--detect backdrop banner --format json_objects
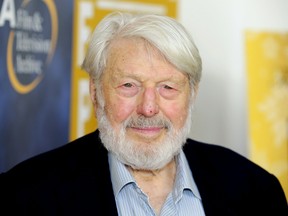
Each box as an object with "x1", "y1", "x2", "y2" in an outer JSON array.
[{"x1": 0, "y1": 0, "x2": 73, "y2": 172}]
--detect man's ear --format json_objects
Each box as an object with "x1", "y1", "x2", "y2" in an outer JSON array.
[
  {"x1": 192, "y1": 84, "x2": 200, "y2": 102},
  {"x1": 89, "y1": 77, "x2": 98, "y2": 116}
]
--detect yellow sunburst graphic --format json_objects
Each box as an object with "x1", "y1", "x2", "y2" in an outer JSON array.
[{"x1": 246, "y1": 31, "x2": 288, "y2": 199}]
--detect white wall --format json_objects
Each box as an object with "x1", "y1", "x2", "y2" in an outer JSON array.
[{"x1": 179, "y1": 0, "x2": 288, "y2": 157}]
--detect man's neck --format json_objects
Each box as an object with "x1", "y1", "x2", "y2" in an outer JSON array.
[{"x1": 127, "y1": 159, "x2": 176, "y2": 215}]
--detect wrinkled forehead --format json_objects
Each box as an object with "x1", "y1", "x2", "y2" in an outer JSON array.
[{"x1": 109, "y1": 37, "x2": 166, "y2": 59}]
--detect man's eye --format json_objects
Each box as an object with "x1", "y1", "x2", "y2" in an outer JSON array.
[
  {"x1": 159, "y1": 84, "x2": 179, "y2": 99},
  {"x1": 123, "y1": 83, "x2": 133, "y2": 88},
  {"x1": 117, "y1": 82, "x2": 139, "y2": 97},
  {"x1": 163, "y1": 85, "x2": 173, "y2": 90}
]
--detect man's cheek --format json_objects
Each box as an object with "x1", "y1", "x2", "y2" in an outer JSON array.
[
  {"x1": 163, "y1": 104, "x2": 188, "y2": 126},
  {"x1": 110, "y1": 99, "x2": 136, "y2": 123}
]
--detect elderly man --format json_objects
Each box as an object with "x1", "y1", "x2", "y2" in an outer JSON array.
[{"x1": 0, "y1": 12, "x2": 287, "y2": 216}]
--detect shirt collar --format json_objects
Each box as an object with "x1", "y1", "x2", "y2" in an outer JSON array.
[
  {"x1": 108, "y1": 152, "x2": 135, "y2": 197},
  {"x1": 174, "y1": 150, "x2": 202, "y2": 200},
  {"x1": 108, "y1": 150, "x2": 201, "y2": 200}
]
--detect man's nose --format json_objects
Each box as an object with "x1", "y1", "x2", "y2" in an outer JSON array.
[{"x1": 137, "y1": 87, "x2": 159, "y2": 117}]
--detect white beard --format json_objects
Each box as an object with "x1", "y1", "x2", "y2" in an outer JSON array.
[{"x1": 96, "y1": 103, "x2": 193, "y2": 170}]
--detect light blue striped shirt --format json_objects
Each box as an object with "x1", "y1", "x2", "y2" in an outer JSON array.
[{"x1": 108, "y1": 150, "x2": 206, "y2": 216}]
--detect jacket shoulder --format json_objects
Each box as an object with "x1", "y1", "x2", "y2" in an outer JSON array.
[
  {"x1": 183, "y1": 139, "x2": 288, "y2": 215},
  {"x1": 184, "y1": 138, "x2": 264, "y2": 173},
  {"x1": 0, "y1": 130, "x2": 104, "y2": 181},
  {"x1": 0, "y1": 130, "x2": 117, "y2": 215}
]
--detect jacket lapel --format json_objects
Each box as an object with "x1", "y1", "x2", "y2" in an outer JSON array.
[
  {"x1": 183, "y1": 140, "x2": 237, "y2": 216},
  {"x1": 83, "y1": 130, "x2": 118, "y2": 215}
]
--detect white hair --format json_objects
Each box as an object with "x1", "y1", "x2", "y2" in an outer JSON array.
[{"x1": 82, "y1": 11, "x2": 202, "y2": 91}]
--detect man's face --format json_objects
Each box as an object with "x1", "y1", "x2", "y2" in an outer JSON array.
[{"x1": 93, "y1": 38, "x2": 193, "y2": 169}]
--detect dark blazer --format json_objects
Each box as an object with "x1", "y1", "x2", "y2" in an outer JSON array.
[{"x1": 0, "y1": 130, "x2": 287, "y2": 215}]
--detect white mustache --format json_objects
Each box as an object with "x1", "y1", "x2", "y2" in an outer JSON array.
[{"x1": 125, "y1": 115, "x2": 171, "y2": 129}]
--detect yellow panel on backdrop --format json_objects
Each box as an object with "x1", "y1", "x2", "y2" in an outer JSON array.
[
  {"x1": 70, "y1": 0, "x2": 177, "y2": 140},
  {"x1": 246, "y1": 31, "x2": 288, "y2": 198}
]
